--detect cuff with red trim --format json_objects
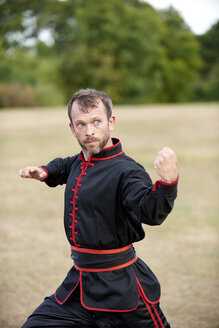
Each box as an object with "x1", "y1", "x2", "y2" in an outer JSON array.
[{"x1": 152, "y1": 175, "x2": 179, "y2": 192}]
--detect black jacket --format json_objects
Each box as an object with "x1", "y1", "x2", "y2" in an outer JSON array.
[{"x1": 41, "y1": 138, "x2": 178, "y2": 311}]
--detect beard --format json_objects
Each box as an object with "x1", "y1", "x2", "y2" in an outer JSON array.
[{"x1": 78, "y1": 133, "x2": 110, "y2": 156}]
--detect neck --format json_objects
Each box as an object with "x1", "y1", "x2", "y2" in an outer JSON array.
[{"x1": 82, "y1": 151, "x2": 92, "y2": 161}]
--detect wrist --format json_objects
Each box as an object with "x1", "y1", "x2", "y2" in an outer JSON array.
[
  {"x1": 161, "y1": 175, "x2": 179, "y2": 184},
  {"x1": 38, "y1": 166, "x2": 49, "y2": 181}
]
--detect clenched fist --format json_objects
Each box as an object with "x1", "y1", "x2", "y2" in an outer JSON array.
[
  {"x1": 154, "y1": 147, "x2": 178, "y2": 183},
  {"x1": 19, "y1": 166, "x2": 47, "y2": 181}
]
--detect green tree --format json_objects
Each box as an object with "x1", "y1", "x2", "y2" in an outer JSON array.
[
  {"x1": 59, "y1": 0, "x2": 166, "y2": 103},
  {"x1": 0, "y1": 0, "x2": 65, "y2": 106},
  {"x1": 59, "y1": 2, "x2": 202, "y2": 103},
  {"x1": 196, "y1": 21, "x2": 219, "y2": 100},
  {"x1": 0, "y1": 0, "x2": 203, "y2": 105},
  {"x1": 198, "y1": 21, "x2": 219, "y2": 75},
  {"x1": 155, "y1": 7, "x2": 203, "y2": 102}
]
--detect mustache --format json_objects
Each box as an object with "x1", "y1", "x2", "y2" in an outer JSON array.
[{"x1": 84, "y1": 137, "x2": 99, "y2": 143}]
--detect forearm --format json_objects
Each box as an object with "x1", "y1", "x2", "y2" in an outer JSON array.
[
  {"x1": 19, "y1": 156, "x2": 75, "y2": 187},
  {"x1": 140, "y1": 176, "x2": 178, "y2": 225},
  {"x1": 41, "y1": 156, "x2": 75, "y2": 187}
]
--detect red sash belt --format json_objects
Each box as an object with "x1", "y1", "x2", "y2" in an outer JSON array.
[{"x1": 71, "y1": 244, "x2": 137, "y2": 272}]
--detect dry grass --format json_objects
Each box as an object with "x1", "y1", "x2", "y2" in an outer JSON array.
[{"x1": 0, "y1": 103, "x2": 218, "y2": 328}]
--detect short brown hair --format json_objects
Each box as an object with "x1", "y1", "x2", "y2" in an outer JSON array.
[{"x1": 68, "y1": 89, "x2": 113, "y2": 123}]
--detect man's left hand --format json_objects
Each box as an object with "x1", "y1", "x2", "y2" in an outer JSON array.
[{"x1": 154, "y1": 147, "x2": 178, "y2": 183}]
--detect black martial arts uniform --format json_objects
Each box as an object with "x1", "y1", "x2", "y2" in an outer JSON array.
[{"x1": 22, "y1": 138, "x2": 178, "y2": 328}]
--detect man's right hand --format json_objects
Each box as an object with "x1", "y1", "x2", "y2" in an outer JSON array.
[{"x1": 19, "y1": 166, "x2": 47, "y2": 181}]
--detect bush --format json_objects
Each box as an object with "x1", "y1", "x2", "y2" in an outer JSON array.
[{"x1": 0, "y1": 83, "x2": 34, "y2": 107}]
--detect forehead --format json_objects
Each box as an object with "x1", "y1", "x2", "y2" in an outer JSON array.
[{"x1": 71, "y1": 100, "x2": 107, "y2": 121}]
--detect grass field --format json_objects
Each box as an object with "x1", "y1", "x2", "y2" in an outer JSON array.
[{"x1": 0, "y1": 103, "x2": 218, "y2": 328}]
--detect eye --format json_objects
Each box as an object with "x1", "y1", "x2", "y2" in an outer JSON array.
[
  {"x1": 77, "y1": 123, "x2": 84, "y2": 128},
  {"x1": 94, "y1": 120, "x2": 101, "y2": 125}
]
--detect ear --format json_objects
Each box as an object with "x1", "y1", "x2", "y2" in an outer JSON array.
[
  {"x1": 109, "y1": 115, "x2": 116, "y2": 133},
  {"x1": 69, "y1": 123, "x2": 76, "y2": 137}
]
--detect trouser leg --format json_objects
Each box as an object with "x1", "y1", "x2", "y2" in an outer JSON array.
[
  {"x1": 21, "y1": 287, "x2": 93, "y2": 328},
  {"x1": 22, "y1": 295, "x2": 170, "y2": 328},
  {"x1": 21, "y1": 286, "x2": 170, "y2": 328},
  {"x1": 93, "y1": 297, "x2": 170, "y2": 328}
]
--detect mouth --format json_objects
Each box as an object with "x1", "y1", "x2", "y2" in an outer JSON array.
[
  {"x1": 85, "y1": 139, "x2": 98, "y2": 144},
  {"x1": 85, "y1": 139, "x2": 98, "y2": 143}
]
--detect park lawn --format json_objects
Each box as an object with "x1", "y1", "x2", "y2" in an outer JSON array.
[{"x1": 0, "y1": 103, "x2": 218, "y2": 328}]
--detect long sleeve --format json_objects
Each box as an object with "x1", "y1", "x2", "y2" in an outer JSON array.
[
  {"x1": 121, "y1": 167, "x2": 178, "y2": 226},
  {"x1": 41, "y1": 155, "x2": 78, "y2": 187}
]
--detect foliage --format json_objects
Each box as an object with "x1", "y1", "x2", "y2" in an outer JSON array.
[
  {"x1": 0, "y1": 0, "x2": 217, "y2": 106},
  {"x1": 198, "y1": 21, "x2": 219, "y2": 75},
  {"x1": 58, "y1": 1, "x2": 202, "y2": 103},
  {"x1": 59, "y1": 0, "x2": 164, "y2": 102},
  {"x1": 195, "y1": 21, "x2": 219, "y2": 101},
  {"x1": 156, "y1": 7, "x2": 203, "y2": 102}
]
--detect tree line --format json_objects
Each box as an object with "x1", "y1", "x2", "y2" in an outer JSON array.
[{"x1": 0, "y1": 0, "x2": 218, "y2": 107}]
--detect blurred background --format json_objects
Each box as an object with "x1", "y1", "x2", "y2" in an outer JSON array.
[
  {"x1": 0, "y1": 1, "x2": 219, "y2": 327},
  {"x1": 0, "y1": 0, "x2": 218, "y2": 108}
]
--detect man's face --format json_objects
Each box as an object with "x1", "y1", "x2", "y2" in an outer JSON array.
[{"x1": 69, "y1": 100, "x2": 115, "y2": 158}]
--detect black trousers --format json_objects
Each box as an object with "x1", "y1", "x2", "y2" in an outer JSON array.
[{"x1": 22, "y1": 285, "x2": 170, "y2": 328}]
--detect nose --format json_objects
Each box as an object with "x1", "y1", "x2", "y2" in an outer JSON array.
[{"x1": 85, "y1": 124, "x2": 94, "y2": 136}]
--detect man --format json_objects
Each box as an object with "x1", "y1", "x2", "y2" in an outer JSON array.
[{"x1": 19, "y1": 89, "x2": 178, "y2": 328}]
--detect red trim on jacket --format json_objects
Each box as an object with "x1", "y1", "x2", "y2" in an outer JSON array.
[
  {"x1": 79, "y1": 271, "x2": 140, "y2": 312},
  {"x1": 54, "y1": 278, "x2": 80, "y2": 305},
  {"x1": 69, "y1": 159, "x2": 94, "y2": 247},
  {"x1": 77, "y1": 138, "x2": 122, "y2": 162},
  {"x1": 153, "y1": 175, "x2": 179, "y2": 191},
  {"x1": 71, "y1": 244, "x2": 132, "y2": 254},
  {"x1": 134, "y1": 274, "x2": 160, "y2": 305},
  {"x1": 74, "y1": 256, "x2": 137, "y2": 272},
  {"x1": 91, "y1": 151, "x2": 124, "y2": 161},
  {"x1": 99, "y1": 138, "x2": 120, "y2": 152}
]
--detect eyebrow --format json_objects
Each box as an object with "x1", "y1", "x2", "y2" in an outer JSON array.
[{"x1": 74, "y1": 117, "x2": 102, "y2": 124}]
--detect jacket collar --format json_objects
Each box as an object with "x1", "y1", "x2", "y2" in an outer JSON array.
[{"x1": 79, "y1": 138, "x2": 123, "y2": 162}]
